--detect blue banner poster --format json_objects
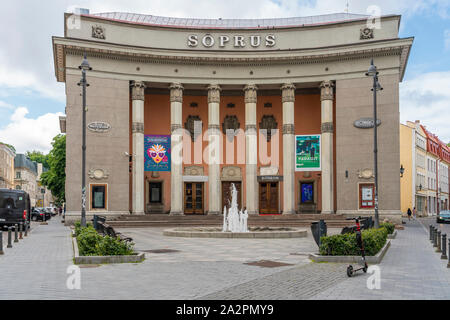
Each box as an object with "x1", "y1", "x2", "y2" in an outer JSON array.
[{"x1": 145, "y1": 135, "x2": 171, "y2": 172}]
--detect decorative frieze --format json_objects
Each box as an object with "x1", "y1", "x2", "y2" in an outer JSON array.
[
  {"x1": 281, "y1": 83, "x2": 296, "y2": 103},
  {"x1": 282, "y1": 124, "x2": 295, "y2": 135},
  {"x1": 184, "y1": 115, "x2": 202, "y2": 141},
  {"x1": 184, "y1": 166, "x2": 204, "y2": 176},
  {"x1": 320, "y1": 81, "x2": 334, "y2": 101},
  {"x1": 259, "y1": 115, "x2": 278, "y2": 142},
  {"x1": 130, "y1": 81, "x2": 146, "y2": 101},
  {"x1": 132, "y1": 122, "x2": 144, "y2": 134},
  {"x1": 222, "y1": 115, "x2": 240, "y2": 141},
  {"x1": 243, "y1": 84, "x2": 258, "y2": 104},
  {"x1": 358, "y1": 168, "x2": 375, "y2": 179},
  {"x1": 89, "y1": 168, "x2": 109, "y2": 180},
  {"x1": 207, "y1": 84, "x2": 221, "y2": 104},
  {"x1": 222, "y1": 166, "x2": 242, "y2": 180},
  {"x1": 321, "y1": 122, "x2": 334, "y2": 133},
  {"x1": 169, "y1": 83, "x2": 184, "y2": 103}
]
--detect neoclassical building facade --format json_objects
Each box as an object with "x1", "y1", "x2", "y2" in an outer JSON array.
[{"x1": 53, "y1": 11, "x2": 413, "y2": 222}]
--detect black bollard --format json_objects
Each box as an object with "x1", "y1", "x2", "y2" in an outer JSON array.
[
  {"x1": 448, "y1": 239, "x2": 450, "y2": 268},
  {"x1": 433, "y1": 228, "x2": 438, "y2": 247},
  {"x1": 0, "y1": 231, "x2": 3, "y2": 254},
  {"x1": 19, "y1": 223, "x2": 23, "y2": 240},
  {"x1": 24, "y1": 222, "x2": 28, "y2": 237},
  {"x1": 431, "y1": 226, "x2": 436, "y2": 243},
  {"x1": 14, "y1": 224, "x2": 18, "y2": 243},
  {"x1": 441, "y1": 234, "x2": 448, "y2": 260},
  {"x1": 429, "y1": 225, "x2": 433, "y2": 241},
  {"x1": 7, "y1": 227, "x2": 12, "y2": 248},
  {"x1": 436, "y1": 231, "x2": 442, "y2": 253}
]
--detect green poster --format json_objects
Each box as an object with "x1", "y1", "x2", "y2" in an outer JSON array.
[{"x1": 295, "y1": 135, "x2": 321, "y2": 171}]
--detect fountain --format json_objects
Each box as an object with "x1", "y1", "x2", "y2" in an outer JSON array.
[
  {"x1": 222, "y1": 183, "x2": 248, "y2": 233},
  {"x1": 163, "y1": 183, "x2": 307, "y2": 238}
]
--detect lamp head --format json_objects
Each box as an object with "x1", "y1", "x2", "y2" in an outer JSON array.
[
  {"x1": 79, "y1": 53, "x2": 91, "y2": 71},
  {"x1": 365, "y1": 58, "x2": 378, "y2": 77}
]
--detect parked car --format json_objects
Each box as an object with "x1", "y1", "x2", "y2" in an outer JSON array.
[
  {"x1": 0, "y1": 189, "x2": 31, "y2": 229},
  {"x1": 32, "y1": 207, "x2": 51, "y2": 221},
  {"x1": 437, "y1": 210, "x2": 450, "y2": 224},
  {"x1": 45, "y1": 207, "x2": 57, "y2": 216}
]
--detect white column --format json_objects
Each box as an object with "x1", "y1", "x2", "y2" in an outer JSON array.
[
  {"x1": 320, "y1": 81, "x2": 334, "y2": 214},
  {"x1": 169, "y1": 83, "x2": 184, "y2": 215},
  {"x1": 281, "y1": 83, "x2": 296, "y2": 214},
  {"x1": 244, "y1": 84, "x2": 258, "y2": 215},
  {"x1": 130, "y1": 81, "x2": 146, "y2": 215},
  {"x1": 207, "y1": 84, "x2": 222, "y2": 215}
]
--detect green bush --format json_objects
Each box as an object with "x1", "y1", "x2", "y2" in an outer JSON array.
[
  {"x1": 76, "y1": 225, "x2": 135, "y2": 256},
  {"x1": 74, "y1": 221, "x2": 92, "y2": 237},
  {"x1": 380, "y1": 222, "x2": 395, "y2": 235},
  {"x1": 319, "y1": 227, "x2": 388, "y2": 256}
]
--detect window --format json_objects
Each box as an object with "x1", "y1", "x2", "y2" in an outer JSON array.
[
  {"x1": 149, "y1": 182, "x2": 162, "y2": 203},
  {"x1": 16, "y1": 171, "x2": 21, "y2": 179},
  {"x1": 300, "y1": 182, "x2": 314, "y2": 204},
  {"x1": 359, "y1": 183, "x2": 375, "y2": 209},
  {"x1": 90, "y1": 184, "x2": 107, "y2": 210}
]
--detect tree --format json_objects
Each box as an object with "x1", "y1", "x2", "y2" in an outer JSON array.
[
  {"x1": 40, "y1": 135, "x2": 66, "y2": 205},
  {"x1": 26, "y1": 150, "x2": 49, "y2": 169}
]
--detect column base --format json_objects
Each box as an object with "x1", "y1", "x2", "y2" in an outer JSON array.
[
  {"x1": 208, "y1": 211, "x2": 220, "y2": 215},
  {"x1": 132, "y1": 211, "x2": 145, "y2": 215},
  {"x1": 282, "y1": 211, "x2": 296, "y2": 215},
  {"x1": 320, "y1": 210, "x2": 334, "y2": 214},
  {"x1": 248, "y1": 211, "x2": 258, "y2": 215},
  {"x1": 169, "y1": 211, "x2": 184, "y2": 216}
]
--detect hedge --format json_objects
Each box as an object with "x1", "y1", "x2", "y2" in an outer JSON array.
[
  {"x1": 319, "y1": 227, "x2": 388, "y2": 256},
  {"x1": 76, "y1": 225, "x2": 135, "y2": 256},
  {"x1": 380, "y1": 222, "x2": 395, "y2": 235}
]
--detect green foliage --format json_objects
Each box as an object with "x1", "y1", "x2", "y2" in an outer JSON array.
[
  {"x1": 1, "y1": 142, "x2": 15, "y2": 153},
  {"x1": 319, "y1": 227, "x2": 388, "y2": 256},
  {"x1": 380, "y1": 222, "x2": 395, "y2": 235},
  {"x1": 26, "y1": 150, "x2": 49, "y2": 169},
  {"x1": 40, "y1": 135, "x2": 66, "y2": 205},
  {"x1": 76, "y1": 224, "x2": 135, "y2": 256}
]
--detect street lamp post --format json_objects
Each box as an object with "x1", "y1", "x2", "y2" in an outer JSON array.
[
  {"x1": 78, "y1": 53, "x2": 92, "y2": 227},
  {"x1": 366, "y1": 59, "x2": 383, "y2": 229}
]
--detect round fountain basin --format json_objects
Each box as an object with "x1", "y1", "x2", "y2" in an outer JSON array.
[{"x1": 163, "y1": 227, "x2": 307, "y2": 238}]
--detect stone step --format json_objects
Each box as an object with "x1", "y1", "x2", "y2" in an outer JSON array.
[{"x1": 111, "y1": 214, "x2": 347, "y2": 221}]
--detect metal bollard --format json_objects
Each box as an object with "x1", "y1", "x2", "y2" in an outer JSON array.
[
  {"x1": 431, "y1": 226, "x2": 436, "y2": 243},
  {"x1": 448, "y1": 239, "x2": 450, "y2": 268},
  {"x1": 7, "y1": 227, "x2": 12, "y2": 248},
  {"x1": 433, "y1": 228, "x2": 438, "y2": 247},
  {"x1": 19, "y1": 223, "x2": 23, "y2": 240},
  {"x1": 429, "y1": 225, "x2": 433, "y2": 241},
  {"x1": 441, "y1": 234, "x2": 448, "y2": 260},
  {"x1": 436, "y1": 231, "x2": 442, "y2": 252},
  {"x1": 14, "y1": 224, "x2": 18, "y2": 243},
  {"x1": 0, "y1": 231, "x2": 3, "y2": 254}
]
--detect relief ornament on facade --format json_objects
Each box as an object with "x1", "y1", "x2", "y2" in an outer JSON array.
[{"x1": 92, "y1": 25, "x2": 106, "y2": 40}]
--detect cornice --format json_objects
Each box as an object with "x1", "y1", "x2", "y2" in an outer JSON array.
[{"x1": 53, "y1": 37, "x2": 413, "y2": 83}]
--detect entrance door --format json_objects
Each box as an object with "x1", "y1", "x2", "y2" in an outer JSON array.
[
  {"x1": 259, "y1": 182, "x2": 279, "y2": 214},
  {"x1": 184, "y1": 182, "x2": 204, "y2": 215},
  {"x1": 222, "y1": 181, "x2": 242, "y2": 210}
]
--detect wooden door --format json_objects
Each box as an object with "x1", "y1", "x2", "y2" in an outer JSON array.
[
  {"x1": 222, "y1": 182, "x2": 242, "y2": 210},
  {"x1": 184, "y1": 182, "x2": 204, "y2": 215},
  {"x1": 259, "y1": 182, "x2": 279, "y2": 214}
]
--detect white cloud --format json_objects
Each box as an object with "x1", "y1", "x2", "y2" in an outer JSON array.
[
  {"x1": 0, "y1": 101, "x2": 14, "y2": 110},
  {"x1": 0, "y1": 106, "x2": 64, "y2": 154},
  {"x1": 400, "y1": 71, "x2": 450, "y2": 143}
]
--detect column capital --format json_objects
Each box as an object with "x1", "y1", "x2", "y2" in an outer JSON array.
[
  {"x1": 207, "y1": 84, "x2": 221, "y2": 104},
  {"x1": 130, "y1": 81, "x2": 146, "y2": 101},
  {"x1": 243, "y1": 84, "x2": 258, "y2": 104},
  {"x1": 281, "y1": 83, "x2": 296, "y2": 103},
  {"x1": 169, "y1": 83, "x2": 184, "y2": 103},
  {"x1": 320, "y1": 81, "x2": 334, "y2": 101}
]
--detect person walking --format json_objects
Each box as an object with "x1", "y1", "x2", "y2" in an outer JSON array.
[
  {"x1": 407, "y1": 208, "x2": 412, "y2": 221},
  {"x1": 412, "y1": 207, "x2": 416, "y2": 219}
]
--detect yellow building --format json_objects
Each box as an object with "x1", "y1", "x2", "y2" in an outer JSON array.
[
  {"x1": 400, "y1": 123, "x2": 413, "y2": 215},
  {"x1": 0, "y1": 143, "x2": 16, "y2": 189}
]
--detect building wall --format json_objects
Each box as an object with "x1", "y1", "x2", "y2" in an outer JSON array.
[
  {"x1": 65, "y1": 75, "x2": 130, "y2": 221},
  {"x1": 336, "y1": 73, "x2": 401, "y2": 221},
  {"x1": 14, "y1": 168, "x2": 37, "y2": 206},
  {"x1": 400, "y1": 123, "x2": 413, "y2": 214},
  {"x1": 0, "y1": 144, "x2": 15, "y2": 189}
]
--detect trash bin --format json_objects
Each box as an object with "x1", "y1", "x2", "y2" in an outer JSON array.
[{"x1": 311, "y1": 219, "x2": 327, "y2": 247}]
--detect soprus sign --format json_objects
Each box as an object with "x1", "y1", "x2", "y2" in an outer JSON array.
[
  {"x1": 354, "y1": 118, "x2": 382, "y2": 129},
  {"x1": 87, "y1": 121, "x2": 111, "y2": 133}
]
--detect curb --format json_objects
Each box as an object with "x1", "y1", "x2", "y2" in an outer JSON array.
[
  {"x1": 72, "y1": 231, "x2": 145, "y2": 265},
  {"x1": 308, "y1": 239, "x2": 391, "y2": 264},
  {"x1": 163, "y1": 227, "x2": 307, "y2": 238},
  {"x1": 387, "y1": 230, "x2": 397, "y2": 239}
]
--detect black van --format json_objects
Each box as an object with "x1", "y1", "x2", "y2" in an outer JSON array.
[{"x1": 0, "y1": 189, "x2": 31, "y2": 228}]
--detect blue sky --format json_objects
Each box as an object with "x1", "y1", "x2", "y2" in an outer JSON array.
[{"x1": 0, "y1": 0, "x2": 449, "y2": 153}]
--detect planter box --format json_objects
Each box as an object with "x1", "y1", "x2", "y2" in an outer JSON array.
[
  {"x1": 308, "y1": 240, "x2": 391, "y2": 264},
  {"x1": 387, "y1": 230, "x2": 397, "y2": 239},
  {"x1": 72, "y1": 234, "x2": 144, "y2": 265}
]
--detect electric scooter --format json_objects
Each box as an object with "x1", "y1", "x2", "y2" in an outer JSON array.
[{"x1": 346, "y1": 217, "x2": 368, "y2": 277}]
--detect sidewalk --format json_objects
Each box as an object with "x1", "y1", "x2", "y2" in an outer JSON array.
[{"x1": 310, "y1": 219, "x2": 450, "y2": 299}]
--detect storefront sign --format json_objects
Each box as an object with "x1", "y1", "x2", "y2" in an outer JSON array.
[
  {"x1": 188, "y1": 34, "x2": 276, "y2": 48},
  {"x1": 257, "y1": 175, "x2": 283, "y2": 182},
  {"x1": 87, "y1": 121, "x2": 111, "y2": 133},
  {"x1": 145, "y1": 135, "x2": 171, "y2": 172},
  {"x1": 354, "y1": 118, "x2": 381, "y2": 129},
  {"x1": 295, "y1": 135, "x2": 321, "y2": 172}
]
